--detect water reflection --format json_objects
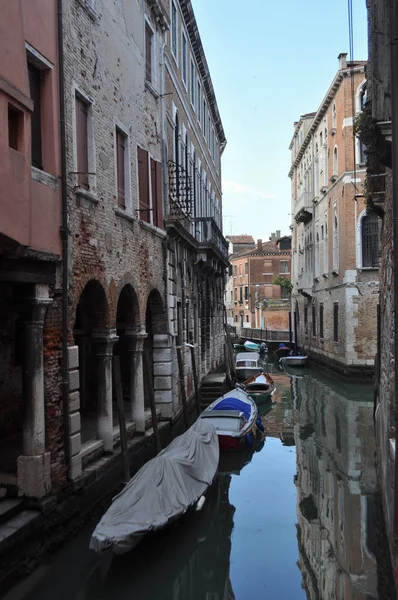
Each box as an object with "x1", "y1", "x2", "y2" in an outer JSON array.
[{"x1": 294, "y1": 373, "x2": 378, "y2": 599}]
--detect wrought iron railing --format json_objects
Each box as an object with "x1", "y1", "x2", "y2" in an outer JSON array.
[
  {"x1": 193, "y1": 217, "x2": 229, "y2": 259},
  {"x1": 168, "y1": 161, "x2": 193, "y2": 218}
]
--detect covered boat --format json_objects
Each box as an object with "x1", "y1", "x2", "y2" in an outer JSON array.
[
  {"x1": 274, "y1": 343, "x2": 291, "y2": 360},
  {"x1": 200, "y1": 387, "x2": 261, "y2": 452},
  {"x1": 243, "y1": 371, "x2": 276, "y2": 405},
  {"x1": 90, "y1": 419, "x2": 219, "y2": 555},
  {"x1": 235, "y1": 351, "x2": 262, "y2": 380},
  {"x1": 279, "y1": 355, "x2": 308, "y2": 367}
]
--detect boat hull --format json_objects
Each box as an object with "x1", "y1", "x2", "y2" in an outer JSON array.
[
  {"x1": 280, "y1": 356, "x2": 308, "y2": 367},
  {"x1": 247, "y1": 387, "x2": 275, "y2": 405}
]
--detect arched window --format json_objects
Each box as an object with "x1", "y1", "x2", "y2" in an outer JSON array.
[
  {"x1": 357, "y1": 210, "x2": 380, "y2": 268},
  {"x1": 332, "y1": 103, "x2": 337, "y2": 129},
  {"x1": 333, "y1": 146, "x2": 338, "y2": 176},
  {"x1": 333, "y1": 209, "x2": 339, "y2": 271}
]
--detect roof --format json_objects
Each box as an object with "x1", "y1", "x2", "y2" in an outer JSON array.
[{"x1": 226, "y1": 235, "x2": 255, "y2": 244}]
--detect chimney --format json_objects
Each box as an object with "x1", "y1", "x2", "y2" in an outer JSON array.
[
  {"x1": 270, "y1": 232, "x2": 276, "y2": 242},
  {"x1": 257, "y1": 239, "x2": 263, "y2": 251},
  {"x1": 276, "y1": 230, "x2": 281, "y2": 239},
  {"x1": 338, "y1": 52, "x2": 347, "y2": 70}
]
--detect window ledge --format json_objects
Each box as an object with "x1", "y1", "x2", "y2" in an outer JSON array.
[
  {"x1": 331, "y1": 270, "x2": 339, "y2": 276},
  {"x1": 322, "y1": 273, "x2": 328, "y2": 278},
  {"x1": 75, "y1": 187, "x2": 99, "y2": 205},
  {"x1": 139, "y1": 220, "x2": 167, "y2": 239},
  {"x1": 359, "y1": 266, "x2": 379, "y2": 272},
  {"x1": 31, "y1": 166, "x2": 59, "y2": 191},
  {"x1": 77, "y1": 0, "x2": 97, "y2": 20},
  {"x1": 145, "y1": 80, "x2": 160, "y2": 100},
  {"x1": 114, "y1": 207, "x2": 136, "y2": 223}
]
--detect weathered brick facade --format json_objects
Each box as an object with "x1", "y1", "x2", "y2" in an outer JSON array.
[{"x1": 289, "y1": 55, "x2": 379, "y2": 375}]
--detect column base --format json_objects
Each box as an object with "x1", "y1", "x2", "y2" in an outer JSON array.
[{"x1": 17, "y1": 452, "x2": 51, "y2": 498}]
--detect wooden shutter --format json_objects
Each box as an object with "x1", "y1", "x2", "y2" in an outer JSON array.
[
  {"x1": 75, "y1": 96, "x2": 89, "y2": 190},
  {"x1": 150, "y1": 159, "x2": 163, "y2": 228},
  {"x1": 145, "y1": 25, "x2": 152, "y2": 83},
  {"x1": 137, "y1": 147, "x2": 150, "y2": 222},
  {"x1": 28, "y1": 63, "x2": 42, "y2": 169},
  {"x1": 116, "y1": 129, "x2": 126, "y2": 208}
]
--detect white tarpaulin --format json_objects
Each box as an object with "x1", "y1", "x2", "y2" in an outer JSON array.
[{"x1": 90, "y1": 419, "x2": 219, "y2": 555}]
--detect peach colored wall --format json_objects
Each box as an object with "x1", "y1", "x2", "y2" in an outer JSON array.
[{"x1": 0, "y1": 0, "x2": 61, "y2": 255}]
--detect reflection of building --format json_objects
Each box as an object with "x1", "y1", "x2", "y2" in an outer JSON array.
[
  {"x1": 289, "y1": 54, "x2": 379, "y2": 375},
  {"x1": 226, "y1": 233, "x2": 292, "y2": 330},
  {"x1": 294, "y1": 376, "x2": 377, "y2": 599}
]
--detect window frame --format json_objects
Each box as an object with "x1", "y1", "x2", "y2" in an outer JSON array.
[
  {"x1": 197, "y1": 80, "x2": 201, "y2": 124},
  {"x1": 190, "y1": 58, "x2": 195, "y2": 109},
  {"x1": 171, "y1": 0, "x2": 178, "y2": 63},
  {"x1": 73, "y1": 85, "x2": 96, "y2": 193},
  {"x1": 145, "y1": 21, "x2": 154, "y2": 84},
  {"x1": 114, "y1": 121, "x2": 131, "y2": 212},
  {"x1": 357, "y1": 209, "x2": 380, "y2": 269},
  {"x1": 181, "y1": 30, "x2": 187, "y2": 87},
  {"x1": 279, "y1": 260, "x2": 289, "y2": 274}
]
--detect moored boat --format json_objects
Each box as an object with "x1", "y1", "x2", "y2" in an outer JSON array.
[
  {"x1": 90, "y1": 419, "x2": 219, "y2": 555},
  {"x1": 244, "y1": 340, "x2": 260, "y2": 352},
  {"x1": 235, "y1": 351, "x2": 262, "y2": 380},
  {"x1": 279, "y1": 355, "x2": 308, "y2": 367},
  {"x1": 243, "y1": 371, "x2": 276, "y2": 405},
  {"x1": 274, "y1": 343, "x2": 291, "y2": 360},
  {"x1": 200, "y1": 387, "x2": 262, "y2": 452}
]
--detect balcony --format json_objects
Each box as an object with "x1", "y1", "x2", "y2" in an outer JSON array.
[
  {"x1": 165, "y1": 161, "x2": 196, "y2": 246},
  {"x1": 294, "y1": 191, "x2": 313, "y2": 224},
  {"x1": 193, "y1": 217, "x2": 229, "y2": 267},
  {"x1": 297, "y1": 272, "x2": 313, "y2": 296}
]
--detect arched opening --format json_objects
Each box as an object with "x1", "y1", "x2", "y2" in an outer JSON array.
[
  {"x1": 144, "y1": 290, "x2": 168, "y2": 410},
  {"x1": 74, "y1": 280, "x2": 109, "y2": 444},
  {"x1": 115, "y1": 284, "x2": 140, "y2": 421}
]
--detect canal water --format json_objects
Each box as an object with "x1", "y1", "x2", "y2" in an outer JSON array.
[{"x1": 8, "y1": 365, "x2": 379, "y2": 600}]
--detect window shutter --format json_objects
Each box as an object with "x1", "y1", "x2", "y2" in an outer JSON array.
[
  {"x1": 137, "y1": 146, "x2": 150, "y2": 222},
  {"x1": 116, "y1": 129, "x2": 126, "y2": 208},
  {"x1": 28, "y1": 63, "x2": 42, "y2": 169},
  {"x1": 76, "y1": 96, "x2": 89, "y2": 190},
  {"x1": 155, "y1": 160, "x2": 163, "y2": 228}
]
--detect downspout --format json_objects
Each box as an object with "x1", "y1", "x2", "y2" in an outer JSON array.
[{"x1": 57, "y1": 0, "x2": 70, "y2": 468}]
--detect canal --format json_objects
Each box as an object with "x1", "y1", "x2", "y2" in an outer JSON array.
[{"x1": 6, "y1": 366, "x2": 379, "y2": 599}]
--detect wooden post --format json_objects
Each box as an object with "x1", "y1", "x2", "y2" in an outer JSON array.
[
  {"x1": 143, "y1": 352, "x2": 161, "y2": 453},
  {"x1": 187, "y1": 344, "x2": 201, "y2": 416},
  {"x1": 288, "y1": 311, "x2": 293, "y2": 350},
  {"x1": 112, "y1": 355, "x2": 130, "y2": 483},
  {"x1": 176, "y1": 345, "x2": 189, "y2": 430}
]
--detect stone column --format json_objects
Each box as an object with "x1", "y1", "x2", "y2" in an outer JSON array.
[
  {"x1": 17, "y1": 284, "x2": 52, "y2": 498},
  {"x1": 128, "y1": 331, "x2": 147, "y2": 433},
  {"x1": 92, "y1": 330, "x2": 118, "y2": 452}
]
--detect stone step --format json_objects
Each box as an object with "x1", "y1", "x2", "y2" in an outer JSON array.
[{"x1": 0, "y1": 499, "x2": 24, "y2": 526}]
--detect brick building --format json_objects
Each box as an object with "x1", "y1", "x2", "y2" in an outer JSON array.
[
  {"x1": 289, "y1": 54, "x2": 379, "y2": 376},
  {"x1": 163, "y1": 0, "x2": 228, "y2": 389},
  {"x1": 227, "y1": 232, "x2": 291, "y2": 331},
  {"x1": 0, "y1": 0, "x2": 64, "y2": 498}
]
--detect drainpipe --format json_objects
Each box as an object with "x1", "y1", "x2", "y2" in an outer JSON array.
[{"x1": 57, "y1": 0, "x2": 70, "y2": 468}]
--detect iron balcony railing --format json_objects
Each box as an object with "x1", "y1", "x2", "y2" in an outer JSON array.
[{"x1": 193, "y1": 216, "x2": 229, "y2": 262}]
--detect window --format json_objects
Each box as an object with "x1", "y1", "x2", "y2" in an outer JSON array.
[
  {"x1": 28, "y1": 63, "x2": 42, "y2": 168},
  {"x1": 182, "y1": 32, "x2": 187, "y2": 85},
  {"x1": 75, "y1": 95, "x2": 89, "y2": 190},
  {"x1": 137, "y1": 147, "x2": 163, "y2": 228},
  {"x1": 235, "y1": 315, "x2": 238, "y2": 323},
  {"x1": 244, "y1": 286, "x2": 248, "y2": 300},
  {"x1": 211, "y1": 128, "x2": 215, "y2": 160},
  {"x1": 333, "y1": 146, "x2": 338, "y2": 176},
  {"x1": 171, "y1": 1, "x2": 177, "y2": 60},
  {"x1": 203, "y1": 101, "x2": 206, "y2": 137},
  {"x1": 145, "y1": 24, "x2": 153, "y2": 83},
  {"x1": 190, "y1": 59, "x2": 195, "y2": 107},
  {"x1": 361, "y1": 212, "x2": 380, "y2": 267},
  {"x1": 208, "y1": 115, "x2": 211, "y2": 147},
  {"x1": 319, "y1": 304, "x2": 324, "y2": 339},
  {"x1": 280, "y1": 260, "x2": 289, "y2": 274},
  {"x1": 233, "y1": 265, "x2": 237, "y2": 276},
  {"x1": 234, "y1": 287, "x2": 237, "y2": 301},
  {"x1": 333, "y1": 210, "x2": 339, "y2": 272},
  {"x1": 197, "y1": 81, "x2": 201, "y2": 123},
  {"x1": 246, "y1": 314, "x2": 250, "y2": 323},
  {"x1": 8, "y1": 104, "x2": 23, "y2": 151},
  {"x1": 333, "y1": 303, "x2": 339, "y2": 342},
  {"x1": 230, "y1": 291, "x2": 233, "y2": 302},
  {"x1": 116, "y1": 128, "x2": 127, "y2": 208},
  {"x1": 312, "y1": 303, "x2": 316, "y2": 337},
  {"x1": 304, "y1": 304, "x2": 308, "y2": 334},
  {"x1": 244, "y1": 262, "x2": 248, "y2": 274},
  {"x1": 332, "y1": 103, "x2": 336, "y2": 129},
  {"x1": 239, "y1": 287, "x2": 243, "y2": 303}
]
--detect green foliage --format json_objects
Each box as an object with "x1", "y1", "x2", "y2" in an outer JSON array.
[{"x1": 273, "y1": 276, "x2": 293, "y2": 295}]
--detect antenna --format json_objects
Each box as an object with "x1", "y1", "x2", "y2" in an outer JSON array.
[{"x1": 223, "y1": 214, "x2": 236, "y2": 236}]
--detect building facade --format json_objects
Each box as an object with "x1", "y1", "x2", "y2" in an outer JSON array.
[
  {"x1": 0, "y1": 0, "x2": 63, "y2": 498},
  {"x1": 163, "y1": 0, "x2": 228, "y2": 390},
  {"x1": 289, "y1": 54, "x2": 379, "y2": 376},
  {"x1": 227, "y1": 232, "x2": 291, "y2": 331}
]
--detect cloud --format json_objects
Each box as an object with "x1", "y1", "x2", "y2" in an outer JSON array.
[{"x1": 222, "y1": 180, "x2": 274, "y2": 199}]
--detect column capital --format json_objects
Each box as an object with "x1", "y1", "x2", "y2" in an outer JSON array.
[{"x1": 92, "y1": 329, "x2": 118, "y2": 356}]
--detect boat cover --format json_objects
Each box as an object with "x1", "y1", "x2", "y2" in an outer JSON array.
[
  {"x1": 212, "y1": 398, "x2": 251, "y2": 421},
  {"x1": 90, "y1": 419, "x2": 219, "y2": 555}
]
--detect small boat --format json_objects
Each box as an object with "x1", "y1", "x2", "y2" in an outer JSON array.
[
  {"x1": 279, "y1": 355, "x2": 308, "y2": 367},
  {"x1": 233, "y1": 341, "x2": 246, "y2": 352},
  {"x1": 274, "y1": 344, "x2": 291, "y2": 360},
  {"x1": 244, "y1": 340, "x2": 260, "y2": 352},
  {"x1": 235, "y1": 351, "x2": 262, "y2": 380},
  {"x1": 243, "y1": 371, "x2": 276, "y2": 405},
  {"x1": 200, "y1": 387, "x2": 262, "y2": 452},
  {"x1": 90, "y1": 419, "x2": 219, "y2": 555}
]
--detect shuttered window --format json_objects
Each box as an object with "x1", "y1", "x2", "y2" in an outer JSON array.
[
  {"x1": 137, "y1": 146, "x2": 150, "y2": 222},
  {"x1": 145, "y1": 25, "x2": 152, "y2": 83},
  {"x1": 150, "y1": 157, "x2": 163, "y2": 228},
  {"x1": 75, "y1": 96, "x2": 89, "y2": 190},
  {"x1": 28, "y1": 63, "x2": 42, "y2": 169},
  {"x1": 116, "y1": 128, "x2": 126, "y2": 208}
]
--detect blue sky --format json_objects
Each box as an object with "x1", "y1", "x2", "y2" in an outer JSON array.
[{"x1": 191, "y1": 0, "x2": 368, "y2": 242}]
